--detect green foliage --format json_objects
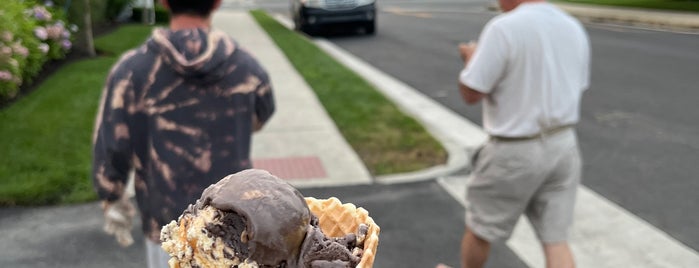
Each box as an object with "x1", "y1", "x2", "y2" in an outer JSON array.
[
  {"x1": 131, "y1": 4, "x2": 171, "y2": 24},
  {"x1": 105, "y1": 0, "x2": 134, "y2": 22},
  {"x1": 1, "y1": 0, "x2": 76, "y2": 102},
  {"x1": 51, "y1": 0, "x2": 108, "y2": 25},
  {"x1": 49, "y1": 0, "x2": 108, "y2": 55},
  {"x1": 27, "y1": 2, "x2": 76, "y2": 61},
  {"x1": 1, "y1": 1, "x2": 36, "y2": 100}
]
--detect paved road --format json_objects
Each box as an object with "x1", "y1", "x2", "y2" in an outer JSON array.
[
  {"x1": 241, "y1": 0, "x2": 699, "y2": 265},
  {"x1": 283, "y1": 0, "x2": 699, "y2": 252},
  {"x1": 301, "y1": 181, "x2": 529, "y2": 268}
]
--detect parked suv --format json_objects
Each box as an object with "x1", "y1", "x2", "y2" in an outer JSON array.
[{"x1": 290, "y1": 0, "x2": 377, "y2": 34}]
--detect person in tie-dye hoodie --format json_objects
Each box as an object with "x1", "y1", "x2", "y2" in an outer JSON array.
[{"x1": 91, "y1": 0, "x2": 275, "y2": 266}]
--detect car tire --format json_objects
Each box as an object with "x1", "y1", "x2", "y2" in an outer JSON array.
[
  {"x1": 293, "y1": 15, "x2": 302, "y2": 31},
  {"x1": 364, "y1": 20, "x2": 376, "y2": 35}
]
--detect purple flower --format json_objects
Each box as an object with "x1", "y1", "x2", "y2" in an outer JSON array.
[
  {"x1": 34, "y1": 27, "x2": 48, "y2": 40},
  {"x1": 33, "y1": 6, "x2": 52, "y2": 21},
  {"x1": 0, "y1": 70, "x2": 13, "y2": 82},
  {"x1": 61, "y1": 39, "x2": 72, "y2": 50},
  {"x1": 62, "y1": 30, "x2": 71, "y2": 39},
  {"x1": 38, "y1": 43, "x2": 50, "y2": 54}
]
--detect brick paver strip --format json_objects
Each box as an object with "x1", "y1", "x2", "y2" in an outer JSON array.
[{"x1": 252, "y1": 156, "x2": 327, "y2": 180}]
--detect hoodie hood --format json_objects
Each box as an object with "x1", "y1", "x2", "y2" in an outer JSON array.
[{"x1": 148, "y1": 28, "x2": 237, "y2": 85}]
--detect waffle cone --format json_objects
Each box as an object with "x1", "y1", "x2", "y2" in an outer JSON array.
[{"x1": 304, "y1": 197, "x2": 380, "y2": 268}]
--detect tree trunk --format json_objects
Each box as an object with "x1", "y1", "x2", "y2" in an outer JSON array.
[{"x1": 83, "y1": 0, "x2": 96, "y2": 57}]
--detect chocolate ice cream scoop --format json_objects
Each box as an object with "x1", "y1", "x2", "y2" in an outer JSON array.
[{"x1": 192, "y1": 169, "x2": 311, "y2": 266}]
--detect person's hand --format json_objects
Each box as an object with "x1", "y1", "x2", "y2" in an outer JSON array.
[
  {"x1": 252, "y1": 115, "x2": 264, "y2": 132},
  {"x1": 458, "y1": 41, "x2": 477, "y2": 63},
  {"x1": 102, "y1": 198, "x2": 136, "y2": 247}
]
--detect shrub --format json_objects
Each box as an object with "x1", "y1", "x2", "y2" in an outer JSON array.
[
  {"x1": 106, "y1": 0, "x2": 134, "y2": 22},
  {"x1": 0, "y1": 0, "x2": 77, "y2": 102},
  {"x1": 0, "y1": 1, "x2": 38, "y2": 99},
  {"x1": 131, "y1": 4, "x2": 171, "y2": 24},
  {"x1": 26, "y1": 1, "x2": 76, "y2": 60}
]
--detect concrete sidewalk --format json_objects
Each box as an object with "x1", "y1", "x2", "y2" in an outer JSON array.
[
  {"x1": 213, "y1": 11, "x2": 374, "y2": 188},
  {"x1": 555, "y1": 2, "x2": 699, "y2": 32}
]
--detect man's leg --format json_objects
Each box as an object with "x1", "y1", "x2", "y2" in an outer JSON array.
[
  {"x1": 529, "y1": 130, "x2": 580, "y2": 268},
  {"x1": 460, "y1": 227, "x2": 491, "y2": 268},
  {"x1": 543, "y1": 242, "x2": 575, "y2": 268}
]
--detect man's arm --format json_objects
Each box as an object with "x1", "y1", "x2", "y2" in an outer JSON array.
[
  {"x1": 458, "y1": 42, "x2": 487, "y2": 105},
  {"x1": 250, "y1": 59, "x2": 275, "y2": 132},
  {"x1": 459, "y1": 81, "x2": 486, "y2": 104},
  {"x1": 92, "y1": 62, "x2": 138, "y2": 247},
  {"x1": 92, "y1": 66, "x2": 134, "y2": 203}
]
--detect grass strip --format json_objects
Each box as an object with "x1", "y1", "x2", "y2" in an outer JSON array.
[
  {"x1": 555, "y1": 0, "x2": 699, "y2": 12},
  {"x1": 250, "y1": 10, "x2": 447, "y2": 175},
  {"x1": 0, "y1": 24, "x2": 154, "y2": 206}
]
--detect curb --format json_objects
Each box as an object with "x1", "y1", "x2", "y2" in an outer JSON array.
[
  {"x1": 272, "y1": 14, "x2": 480, "y2": 184},
  {"x1": 311, "y1": 40, "x2": 477, "y2": 184}
]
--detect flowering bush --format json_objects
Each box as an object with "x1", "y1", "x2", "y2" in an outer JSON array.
[
  {"x1": 0, "y1": 0, "x2": 77, "y2": 102},
  {"x1": 28, "y1": 1, "x2": 76, "y2": 60}
]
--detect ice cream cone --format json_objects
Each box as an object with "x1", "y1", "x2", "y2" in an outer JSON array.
[{"x1": 305, "y1": 197, "x2": 380, "y2": 268}]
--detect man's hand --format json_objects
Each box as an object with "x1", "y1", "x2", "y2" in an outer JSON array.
[
  {"x1": 252, "y1": 115, "x2": 264, "y2": 132},
  {"x1": 102, "y1": 198, "x2": 136, "y2": 247},
  {"x1": 458, "y1": 41, "x2": 486, "y2": 104},
  {"x1": 458, "y1": 41, "x2": 477, "y2": 65}
]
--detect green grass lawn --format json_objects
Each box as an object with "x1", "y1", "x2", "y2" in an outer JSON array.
[
  {"x1": 94, "y1": 24, "x2": 157, "y2": 55},
  {"x1": 0, "y1": 24, "x2": 154, "y2": 206},
  {"x1": 250, "y1": 10, "x2": 447, "y2": 175},
  {"x1": 555, "y1": 0, "x2": 699, "y2": 12}
]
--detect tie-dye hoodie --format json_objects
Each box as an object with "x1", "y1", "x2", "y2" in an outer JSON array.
[{"x1": 92, "y1": 28, "x2": 275, "y2": 242}]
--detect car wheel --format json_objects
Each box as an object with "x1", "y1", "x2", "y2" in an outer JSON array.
[
  {"x1": 293, "y1": 15, "x2": 302, "y2": 31},
  {"x1": 364, "y1": 20, "x2": 376, "y2": 35}
]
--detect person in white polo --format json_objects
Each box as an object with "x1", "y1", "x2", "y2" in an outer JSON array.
[{"x1": 443, "y1": 0, "x2": 590, "y2": 267}]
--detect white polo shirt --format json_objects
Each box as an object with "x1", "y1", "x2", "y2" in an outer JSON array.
[{"x1": 460, "y1": 2, "x2": 590, "y2": 137}]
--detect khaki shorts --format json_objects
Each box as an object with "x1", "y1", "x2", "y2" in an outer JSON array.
[{"x1": 465, "y1": 128, "x2": 581, "y2": 243}]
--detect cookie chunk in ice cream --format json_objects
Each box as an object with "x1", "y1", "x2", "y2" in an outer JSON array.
[{"x1": 160, "y1": 169, "x2": 379, "y2": 268}]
